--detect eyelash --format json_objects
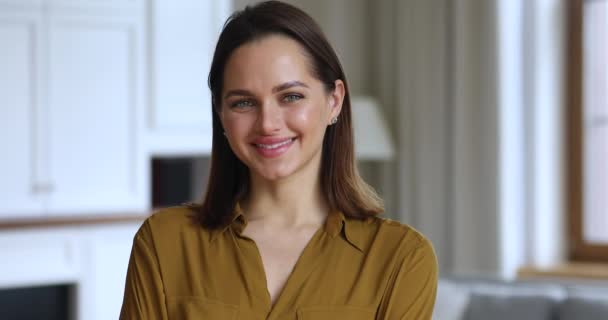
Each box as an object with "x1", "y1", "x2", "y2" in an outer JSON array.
[
  {"x1": 230, "y1": 100, "x2": 254, "y2": 109},
  {"x1": 229, "y1": 93, "x2": 304, "y2": 109},
  {"x1": 283, "y1": 93, "x2": 303, "y2": 103}
]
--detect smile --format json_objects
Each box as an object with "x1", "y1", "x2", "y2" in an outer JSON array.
[
  {"x1": 254, "y1": 138, "x2": 295, "y2": 149},
  {"x1": 252, "y1": 137, "x2": 296, "y2": 158}
]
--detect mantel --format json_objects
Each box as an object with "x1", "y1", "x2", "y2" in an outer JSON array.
[
  {"x1": 0, "y1": 214, "x2": 148, "y2": 230},
  {"x1": 0, "y1": 220, "x2": 141, "y2": 319}
]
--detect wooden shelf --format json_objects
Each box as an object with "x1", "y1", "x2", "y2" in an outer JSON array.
[
  {"x1": 518, "y1": 262, "x2": 608, "y2": 280},
  {"x1": 0, "y1": 214, "x2": 148, "y2": 230}
]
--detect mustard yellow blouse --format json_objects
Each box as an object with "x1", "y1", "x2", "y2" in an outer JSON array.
[{"x1": 120, "y1": 206, "x2": 438, "y2": 319}]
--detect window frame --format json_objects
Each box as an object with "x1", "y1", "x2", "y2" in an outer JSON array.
[{"x1": 567, "y1": 0, "x2": 608, "y2": 262}]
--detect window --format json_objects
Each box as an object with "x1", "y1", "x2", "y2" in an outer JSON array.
[{"x1": 568, "y1": 0, "x2": 608, "y2": 261}]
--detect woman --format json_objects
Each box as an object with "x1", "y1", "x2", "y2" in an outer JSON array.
[{"x1": 120, "y1": 1, "x2": 437, "y2": 319}]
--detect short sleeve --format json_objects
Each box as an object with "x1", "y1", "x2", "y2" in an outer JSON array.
[
  {"x1": 378, "y1": 238, "x2": 438, "y2": 320},
  {"x1": 120, "y1": 221, "x2": 168, "y2": 320}
]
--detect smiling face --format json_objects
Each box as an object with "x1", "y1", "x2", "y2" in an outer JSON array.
[{"x1": 218, "y1": 34, "x2": 343, "y2": 183}]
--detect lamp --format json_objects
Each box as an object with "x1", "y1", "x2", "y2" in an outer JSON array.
[{"x1": 350, "y1": 96, "x2": 395, "y2": 160}]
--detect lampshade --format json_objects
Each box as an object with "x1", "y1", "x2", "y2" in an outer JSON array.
[{"x1": 350, "y1": 96, "x2": 395, "y2": 160}]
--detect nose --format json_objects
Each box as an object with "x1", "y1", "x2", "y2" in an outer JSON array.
[{"x1": 257, "y1": 101, "x2": 282, "y2": 134}]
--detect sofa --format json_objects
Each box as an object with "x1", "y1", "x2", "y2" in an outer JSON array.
[{"x1": 433, "y1": 276, "x2": 608, "y2": 320}]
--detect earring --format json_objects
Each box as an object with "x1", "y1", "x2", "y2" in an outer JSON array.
[{"x1": 330, "y1": 117, "x2": 338, "y2": 125}]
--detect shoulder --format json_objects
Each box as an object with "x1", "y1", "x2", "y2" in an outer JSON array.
[
  {"x1": 146, "y1": 205, "x2": 198, "y2": 229},
  {"x1": 355, "y1": 215, "x2": 435, "y2": 260},
  {"x1": 134, "y1": 206, "x2": 208, "y2": 249},
  {"x1": 370, "y1": 216, "x2": 437, "y2": 279}
]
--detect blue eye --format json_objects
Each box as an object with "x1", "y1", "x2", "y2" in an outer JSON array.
[
  {"x1": 231, "y1": 100, "x2": 254, "y2": 109},
  {"x1": 283, "y1": 94, "x2": 303, "y2": 103}
]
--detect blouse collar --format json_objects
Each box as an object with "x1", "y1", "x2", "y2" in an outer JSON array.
[{"x1": 209, "y1": 204, "x2": 364, "y2": 252}]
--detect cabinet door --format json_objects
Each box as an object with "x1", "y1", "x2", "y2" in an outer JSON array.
[
  {"x1": 48, "y1": 0, "x2": 142, "y2": 11},
  {"x1": 146, "y1": 0, "x2": 231, "y2": 155},
  {"x1": 76, "y1": 223, "x2": 141, "y2": 320},
  {"x1": 0, "y1": 0, "x2": 42, "y2": 9},
  {"x1": 0, "y1": 10, "x2": 46, "y2": 217},
  {"x1": 46, "y1": 12, "x2": 147, "y2": 215}
]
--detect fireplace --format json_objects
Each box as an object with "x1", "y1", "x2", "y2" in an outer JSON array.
[
  {"x1": 151, "y1": 156, "x2": 210, "y2": 207},
  {"x1": 0, "y1": 284, "x2": 72, "y2": 320}
]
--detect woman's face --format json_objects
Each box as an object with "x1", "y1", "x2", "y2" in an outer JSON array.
[{"x1": 219, "y1": 34, "x2": 343, "y2": 182}]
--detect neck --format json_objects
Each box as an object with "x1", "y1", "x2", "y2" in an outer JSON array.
[{"x1": 241, "y1": 160, "x2": 328, "y2": 228}]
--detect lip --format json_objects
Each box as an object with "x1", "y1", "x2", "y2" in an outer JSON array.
[
  {"x1": 252, "y1": 137, "x2": 295, "y2": 145},
  {"x1": 251, "y1": 137, "x2": 296, "y2": 158}
]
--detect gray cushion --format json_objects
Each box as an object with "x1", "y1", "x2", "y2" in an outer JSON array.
[
  {"x1": 433, "y1": 279, "x2": 470, "y2": 320},
  {"x1": 558, "y1": 298, "x2": 608, "y2": 320},
  {"x1": 465, "y1": 293, "x2": 556, "y2": 320}
]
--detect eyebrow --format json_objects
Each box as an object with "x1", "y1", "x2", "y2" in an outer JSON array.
[{"x1": 223, "y1": 81, "x2": 309, "y2": 99}]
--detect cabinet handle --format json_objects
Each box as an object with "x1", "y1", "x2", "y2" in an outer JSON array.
[
  {"x1": 31, "y1": 184, "x2": 41, "y2": 194},
  {"x1": 44, "y1": 183, "x2": 55, "y2": 193},
  {"x1": 32, "y1": 183, "x2": 55, "y2": 194}
]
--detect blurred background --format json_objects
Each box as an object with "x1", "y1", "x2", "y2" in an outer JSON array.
[{"x1": 1, "y1": 0, "x2": 607, "y2": 319}]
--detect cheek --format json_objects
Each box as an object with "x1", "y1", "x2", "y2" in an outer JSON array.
[
  {"x1": 290, "y1": 103, "x2": 327, "y2": 132},
  {"x1": 222, "y1": 113, "x2": 251, "y2": 140}
]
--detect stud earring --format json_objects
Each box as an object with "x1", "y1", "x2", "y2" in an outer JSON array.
[{"x1": 330, "y1": 117, "x2": 338, "y2": 125}]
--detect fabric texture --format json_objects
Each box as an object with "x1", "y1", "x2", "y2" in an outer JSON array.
[
  {"x1": 120, "y1": 206, "x2": 438, "y2": 319},
  {"x1": 559, "y1": 288, "x2": 608, "y2": 320},
  {"x1": 465, "y1": 294, "x2": 556, "y2": 320}
]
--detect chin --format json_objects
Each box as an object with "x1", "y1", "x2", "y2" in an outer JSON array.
[
  {"x1": 259, "y1": 171, "x2": 291, "y2": 182},
  {"x1": 255, "y1": 166, "x2": 296, "y2": 182}
]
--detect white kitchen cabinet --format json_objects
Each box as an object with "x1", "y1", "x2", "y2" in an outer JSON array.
[
  {"x1": 0, "y1": 2, "x2": 148, "y2": 217},
  {"x1": 46, "y1": 10, "x2": 147, "y2": 215},
  {"x1": 48, "y1": 0, "x2": 143, "y2": 11},
  {"x1": 0, "y1": 0, "x2": 230, "y2": 217},
  {"x1": 0, "y1": 8, "x2": 47, "y2": 217},
  {"x1": 0, "y1": 0, "x2": 43, "y2": 9},
  {"x1": 146, "y1": 0, "x2": 231, "y2": 156}
]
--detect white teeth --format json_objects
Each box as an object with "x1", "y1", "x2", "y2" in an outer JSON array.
[{"x1": 256, "y1": 138, "x2": 293, "y2": 149}]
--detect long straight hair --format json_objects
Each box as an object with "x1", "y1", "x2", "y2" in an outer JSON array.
[{"x1": 189, "y1": 0, "x2": 383, "y2": 229}]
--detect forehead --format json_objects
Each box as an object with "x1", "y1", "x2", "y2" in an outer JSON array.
[{"x1": 222, "y1": 35, "x2": 317, "y2": 90}]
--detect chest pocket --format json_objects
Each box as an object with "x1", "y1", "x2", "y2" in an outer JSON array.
[
  {"x1": 166, "y1": 296, "x2": 238, "y2": 320},
  {"x1": 297, "y1": 305, "x2": 376, "y2": 320}
]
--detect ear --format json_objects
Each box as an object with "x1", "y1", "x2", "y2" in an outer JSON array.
[{"x1": 327, "y1": 79, "x2": 345, "y2": 124}]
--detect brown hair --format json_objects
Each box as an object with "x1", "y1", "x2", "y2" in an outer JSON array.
[{"x1": 190, "y1": 0, "x2": 383, "y2": 229}]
